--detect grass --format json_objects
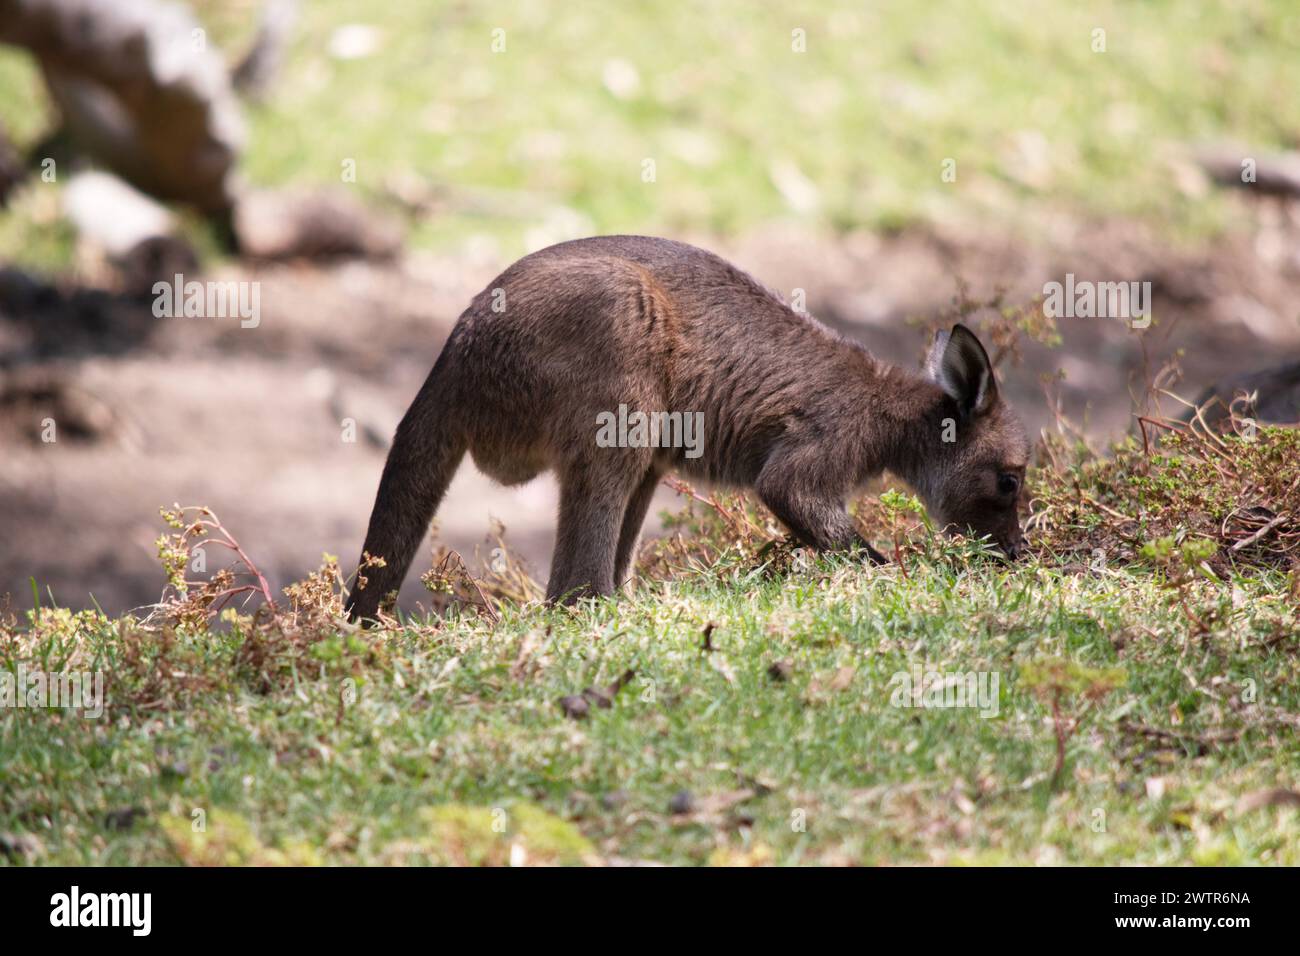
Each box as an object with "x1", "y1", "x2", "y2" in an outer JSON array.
[
  {"x1": 3, "y1": 0, "x2": 1300, "y2": 271},
  {"x1": 4, "y1": 422, "x2": 1300, "y2": 865}
]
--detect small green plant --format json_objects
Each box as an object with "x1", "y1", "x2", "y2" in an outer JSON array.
[
  {"x1": 1140, "y1": 532, "x2": 1220, "y2": 633},
  {"x1": 1140, "y1": 533, "x2": 1218, "y2": 577},
  {"x1": 153, "y1": 505, "x2": 276, "y2": 627},
  {"x1": 1020, "y1": 657, "x2": 1127, "y2": 790},
  {"x1": 877, "y1": 489, "x2": 931, "y2": 572}
]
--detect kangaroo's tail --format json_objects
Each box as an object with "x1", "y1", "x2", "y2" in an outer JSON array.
[{"x1": 346, "y1": 366, "x2": 466, "y2": 623}]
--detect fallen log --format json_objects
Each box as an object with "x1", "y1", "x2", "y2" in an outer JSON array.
[
  {"x1": 0, "y1": 0, "x2": 244, "y2": 215},
  {"x1": 1196, "y1": 144, "x2": 1300, "y2": 198}
]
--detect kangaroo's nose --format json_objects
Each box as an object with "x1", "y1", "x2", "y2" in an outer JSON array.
[{"x1": 1004, "y1": 539, "x2": 1026, "y2": 560}]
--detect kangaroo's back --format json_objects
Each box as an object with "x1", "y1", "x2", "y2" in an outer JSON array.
[
  {"x1": 515, "y1": 237, "x2": 878, "y2": 479},
  {"x1": 519, "y1": 235, "x2": 826, "y2": 337}
]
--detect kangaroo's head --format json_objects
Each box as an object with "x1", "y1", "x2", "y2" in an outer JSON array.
[{"x1": 917, "y1": 324, "x2": 1030, "y2": 558}]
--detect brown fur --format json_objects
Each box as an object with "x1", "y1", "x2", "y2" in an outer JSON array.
[{"x1": 346, "y1": 236, "x2": 1029, "y2": 620}]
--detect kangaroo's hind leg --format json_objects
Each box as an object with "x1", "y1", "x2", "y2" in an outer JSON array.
[{"x1": 547, "y1": 453, "x2": 651, "y2": 604}]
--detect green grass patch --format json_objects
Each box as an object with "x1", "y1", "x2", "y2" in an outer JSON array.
[
  {"x1": 3, "y1": 529, "x2": 1298, "y2": 864},
  {"x1": 3, "y1": 0, "x2": 1300, "y2": 270}
]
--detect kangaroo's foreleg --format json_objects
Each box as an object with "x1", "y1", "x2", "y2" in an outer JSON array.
[{"x1": 756, "y1": 453, "x2": 887, "y2": 564}]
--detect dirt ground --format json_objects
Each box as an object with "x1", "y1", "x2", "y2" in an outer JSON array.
[{"x1": 3, "y1": 201, "x2": 1299, "y2": 615}]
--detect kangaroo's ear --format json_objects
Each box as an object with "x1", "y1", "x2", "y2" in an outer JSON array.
[{"x1": 925, "y1": 324, "x2": 997, "y2": 418}]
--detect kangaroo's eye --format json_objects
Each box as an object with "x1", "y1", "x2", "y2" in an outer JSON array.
[{"x1": 997, "y1": 473, "x2": 1021, "y2": 496}]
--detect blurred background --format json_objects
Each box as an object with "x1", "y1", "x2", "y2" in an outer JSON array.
[{"x1": 1, "y1": 0, "x2": 1298, "y2": 614}]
